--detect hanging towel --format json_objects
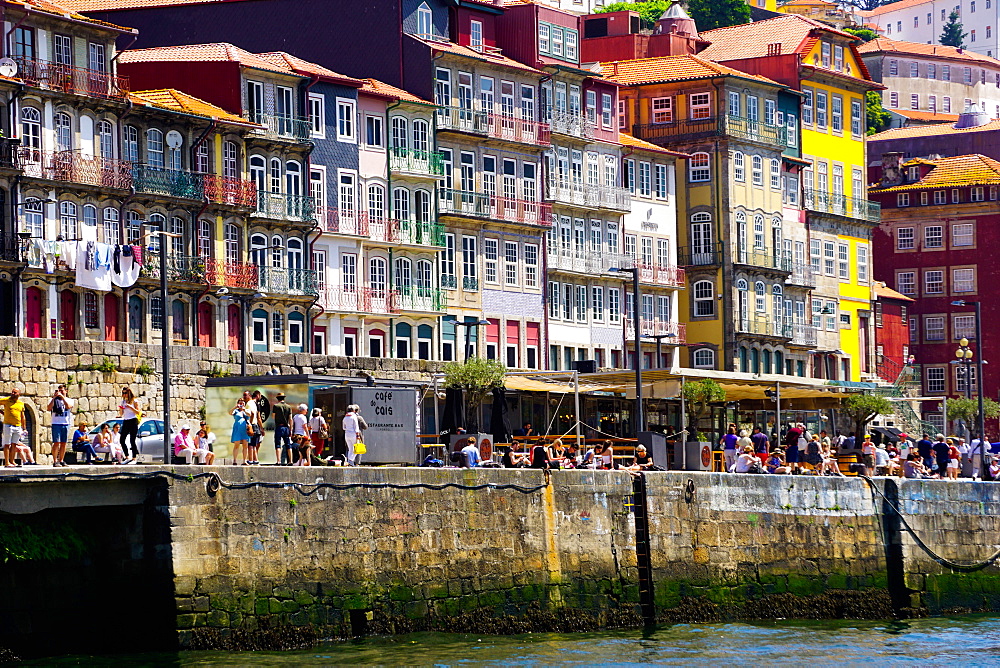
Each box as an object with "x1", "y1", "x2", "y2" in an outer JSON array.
[
  {"x1": 63, "y1": 241, "x2": 77, "y2": 271},
  {"x1": 110, "y1": 253, "x2": 140, "y2": 288},
  {"x1": 85, "y1": 241, "x2": 96, "y2": 271},
  {"x1": 132, "y1": 245, "x2": 143, "y2": 266},
  {"x1": 76, "y1": 244, "x2": 112, "y2": 291},
  {"x1": 95, "y1": 243, "x2": 113, "y2": 270}
]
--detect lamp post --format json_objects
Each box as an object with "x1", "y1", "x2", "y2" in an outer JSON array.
[
  {"x1": 611, "y1": 266, "x2": 643, "y2": 434},
  {"x1": 218, "y1": 289, "x2": 266, "y2": 376},
  {"x1": 455, "y1": 318, "x2": 489, "y2": 361},
  {"x1": 952, "y1": 300, "x2": 986, "y2": 478},
  {"x1": 645, "y1": 332, "x2": 677, "y2": 369},
  {"x1": 955, "y1": 337, "x2": 974, "y2": 401}
]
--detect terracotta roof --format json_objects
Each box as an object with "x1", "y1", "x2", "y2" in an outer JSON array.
[
  {"x1": 7, "y1": 0, "x2": 134, "y2": 31},
  {"x1": 891, "y1": 109, "x2": 960, "y2": 123},
  {"x1": 360, "y1": 79, "x2": 432, "y2": 105},
  {"x1": 129, "y1": 89, "x2": 258, "y2": 125},
  {"x1": 870, "y1": 154, "x2": 1000, "y2": 192},
  {"x1": 874, "y1": 283, "x2": 914, "y2": 302},
  {"x1": 619, "y1": 132, "x2": 689, "y2": 157},
  {"x1": 860, "y1": 0, "x2": 933, "y2": 17},
  {"x1": 58, "y1": 0, "x2": 237, "y2": 10},
  {"x1": 255, "y1": 52, "x2": 364, "y2": 86},
  {"x1": 700, "y1": 14, "x2": 858, "y2": 60},
  {"x1": 869, "y1": 118, "x2": 1000, "y2": 141},
  {"x1": 119, "y1": 43, "x2": 303, "y2": 76},
  {"x1": 601, "y1": 54, "x2": 784, "y2": 87},
  {"x1": 857, "y1": 37, "x2": 1000, "y2": 66},
  {"x1": 409, "y1": 35, "x2": 543, "y2": 75}
]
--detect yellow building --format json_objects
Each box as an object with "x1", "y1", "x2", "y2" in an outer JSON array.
[{"x1": 700, "y1": 14, "x2": 883, "y2": 382}]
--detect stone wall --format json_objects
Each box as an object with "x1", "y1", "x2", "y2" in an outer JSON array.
[{"x1": 0, "y1": 337, "x2": 439, "y2": 463}]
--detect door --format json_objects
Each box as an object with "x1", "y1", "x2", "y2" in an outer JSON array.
[
  {"x1": 25, "y1": 286, "x2": 42, "y2": 338},
  {"x1": 197, "y1": 302, "x2": 214, "y2": 347},
  {"x1": 59, "y1": 290, "x2": 77, "y2": 340},
  {"x1": 859, "y1": 315, "x2": 870, "y2": 374},
  {"x1": 128, "y1": 295, "x2": 142, "y2": 343},
  {"x1": 103, "y1": 293, "x2": 119, "y2": 341},
  {"x1": 227, "y1": 304, "x2": 241, "y2": 350}
]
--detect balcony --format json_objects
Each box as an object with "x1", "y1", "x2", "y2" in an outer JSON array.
[
  {"x1": 0, "y1": 239, "x2": 21, "y2": 263},
  {"x1": 389, "y1": 148, "x2": 445, "y2": 178},
  {"x1": 463, "y1": 276, "x2": 478, "y2": 291},
  {"x1": 319, "y1": 287, "x2": 395, "y2": 315},
  {"x1": 788, "y1": 263, "x2": 817, "y2": 288},
  {"x1": 636, "y1": 263, "x2": 686, "y2": 288},
  {"x1": 437, "y1": 106, "x2": 551, "y2": 146},
  {"x1": 319, "y1": 208, "x2": 368, "y2": 237},
  {"x1": 548, "y1": 249, "x2": 626, "y2": 275},
  {"x1": 731, "y1": 248, "x2": 793, "y2": 273},
  {"x1": 255, "y1": 191, "x2": 315, "y2": 222},
  {"x1": 803, "y1": 188, "x2": 881, "y2": 223},
  {"x1": 19, "y1": 149, "x2": 132, "y2": 189},
  {"x1": 205, "y1": 258, "x2": 259, "y2": 290},
  {"x1": 632, "y1": 117, "x2": 717, "y2": 143},
  {"x1": 398, "y1": 218, "x2": 445, "y2": 246},
  {"x1": 141, "y1": 255, "x2": 208, "y2": 284},
  {"x1": 247, "y1": 114, "x2": 311, "y2": 141},
  {"x1": 258, "y1": 267, "x2": 317, "y2": 295},
  {"x1": 790, "y1": 322, "x2": 818, "y2": 347},
  {"x1": 438, "y1": 189, "x2": 552, "y2": 226},
  {"x1": 719, "y1": 115, "x2": 785, "y2": 147},
  {"x1": 134, "y1": 165, "x2": 205, "y2": 199},
  {"x1": 396, "y1": 286, "x2": 447, "y2": 313},
  {"x1": 677, "y1": 243, "x2": 723, "y2": 267},
  {"x1": 203, "y1": 175, "x2": 257, "y2": 208},
  {"x1": 0, "y1": 138, "x2": 20, "y2": 170},
  {"x1": 736, "y1": 317, "x2": 792, "y2": 339},
  {"x1": 545, "y1": 178, "x2": 631, "y2": 212},
  {"x1": 441, "y1": 275, "x2": 458, "y2": 289},
  {"x1": 626, "y1": 320, "x2": 686, "y2": 344},
  {"x1": 13, "y1": 56, "x2": 129, "y2": 101}
]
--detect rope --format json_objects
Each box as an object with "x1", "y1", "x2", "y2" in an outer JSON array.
[{"x1": 859, "y1": 474, "x2": 1000, "y2": 572}]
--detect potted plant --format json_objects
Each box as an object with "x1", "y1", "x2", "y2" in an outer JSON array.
[
  {"x1": 680, "y1": 378, "x2": 726, "y2": 471},
  {"x1": 442, "y1": 357, "x2": 507, "y2": 453}
]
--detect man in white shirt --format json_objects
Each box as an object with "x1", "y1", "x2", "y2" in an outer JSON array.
[
  {"x1": 969, "y1": 437, "x2": 984, "y2": 480},
  {"x1": 342, "y1": 407, "x2": 361, "y2": 466}
]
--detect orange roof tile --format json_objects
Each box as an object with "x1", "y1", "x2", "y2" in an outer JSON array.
[
  {"x1": 860, "y1": 0, "x2": 934, "y2": 17},
  {"x1": 359, "y1": 79, "x2": 432, "y2": 105},
  {"x1": 869, "y1": 118, "x2": 1000, "y2": 141},
  {"x1": 891, "y1": 109, "x2": 960, "y2": 123},
  {"x1": 619, "y1": 132, "x2": 689, "y2": 157},
  {"x1": 874, "y1": 283, "x2": 914, "y2": 302},
  {"x1": 858, "y1": 37, "x2": 1000, "y2": 66},
  {"x1": 119, "y1": 43, "x2": 303, "y2": 76},
  {"x1": 7, "y1": 0, "x2": 135, "y2": 31},
  {"x1": 870, "y1": 154, "x2": 1000, "y2": 192},
  {"x1": 255, "y1": 52, "x2": 364, "y2": 86},
  {"x1": 601, "y1": 54, "x2": 784, "y2": 87},
  {"x1": 409, "y1": 35, "x2": 543, "y2": 75},
  {"x1": 129, "y1": 88, "x2": 258, "y2": 125},
  {"x1": 700, "y1": 15, "x2": 855, "y2": 59}
]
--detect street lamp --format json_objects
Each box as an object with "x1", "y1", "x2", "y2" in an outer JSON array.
[
  {"x1": 644, "y1": 332, "x2": 677, "y2": 369},
  {"x1": 955, "y1": 337, "x2": 975, "y2": 400},
  {"x1": 218, "y1": 289, "x2": 266, "y2": 376},
  {"x1": 610, "y1": 265, "x2": 643, "y2": 434},
  {"x1": 455, "y1": 318, "x2": 489, "y2": 361},
  {"x1": 952, "y1": 299, "x2": 986, "y2": 478}
]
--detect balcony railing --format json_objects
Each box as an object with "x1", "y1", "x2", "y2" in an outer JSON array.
[
  {"x1": 398, "y1": 218, "x2": 445, "y2": 246},
  {"x1": 13, "y1": 56, "x2": 129, "y2": 101},
  {"x1": 0, "y1": 239, "x2": 21, "y2": 263},
  {"x1": 319, "y1": 287, "x2": 395, "y2": 315},
  {"x1": 788, "y1": 263, "x2": 817, "y2": 288},
  {"x1": 319, "y1": 208, "x2": 368, "y2": 237},
  {"x1": 389, "y1": 148, "x2": 445, "y2": 177},
  {"x1": 790, "y1": 322, "x2": 818, "y2": 347},
  {"x1": 396, "y1": 286, "x2": 447, "y2": 313},
  {"x1": 203, "y1": 175, "x2": 257, "y2": 208},
  {"x1": 636, "y1": 263, "x2": 686, "y2": 288},
  {"x1": 463, "y1": 276, "x2": 478, "y2": 291},
  {"x1": 736, "y1": 317, "x2": 793, "y2": 338},
  {"x1": 545, "y1": 178, "x2": 631, "y2": 211},
  {"x1": 626, "y1": 320, "x2": 686, "y2": 343},
  {"x1": 141, "y1": 255, "x2": 208, "y2": 284},
  {"x1": 547, "y1": 250, "x2": 626, "y2": 275},
  {"x1": 205, "y1": 258, "x2": 259, "y2": 290},
  {"x1": 258, "y1": 267, "x2": 318, "y2": 295},
  {"x1": 803, "y1": 188, "x2": 881, "y2": 223},
  {"x1": 632, "y1": 117, "x2": 717, "y2": 142},
  {"x1": 247, "y1": 114, "x2": 311, "y2": 141},
  {"x1": 441, "y1": 275, "x2": 458, "y2": 289},
  {"x1": 134, "y1": 165, "x2": 205, "y2": 199},
  {"x1": 732, "y1": 248, "x2": 793, "y2": 273},
  {"x1": 438, "y1": 189, "x2": 552, "y2": 226},
  {"x1": 719, "y1": 115, "x2": 785, "y2": 146},
  {"x1": 437, "y1": 106, "x2": 551, "y2": 146},
  {"x1": 255, "y1": 191, "x2": 315, "y2": 222},
  {"x1": 19, "y1": 149, "x2": 132, "y2": 189},
  {"x1": 0, "y1": 138, "x2": 20, "y2": 170},
  {"x1": 677, "y1": 243, "x2": 723, "y2": 267}
]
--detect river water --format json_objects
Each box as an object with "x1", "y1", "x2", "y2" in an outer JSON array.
[{"x1": 20, "y1": 616, "x2": 1000, "y2": 666}]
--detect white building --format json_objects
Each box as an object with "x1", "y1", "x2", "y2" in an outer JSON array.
[{"x1": 861, "y1": 0, "x2": 1000, "y2": 59}]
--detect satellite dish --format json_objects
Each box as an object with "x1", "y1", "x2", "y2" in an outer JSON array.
[
  {"x1": 166, "y1": 130, "x2": 183, "y2": 149},
  {"x1": 0, "y1": 58, "x2": 18, "y2": 79}
]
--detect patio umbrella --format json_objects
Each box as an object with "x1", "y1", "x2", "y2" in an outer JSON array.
[
  {"x1": 490, "y1": 386, "x2": 512, "y2": 445},
  {"x1": 440, "y1": 386, "x2": 464, "y2": 445}
]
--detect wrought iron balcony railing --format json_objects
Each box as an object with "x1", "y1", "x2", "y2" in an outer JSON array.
[
  {"x1": 0, "y1": 138, "x2": 20, "y2": 170},
  {"x1": 319, "y1": 208, "x2": 368, "y2": 237},
  {"x1": 547, "y1": 250, "x2": 627, "y2": 275},
  {"x1": 395, "y1": 286, "x2": 447, "y2": 313},
  {"x1": 134, "y1": 164, "x2": 205, "y2": 199},
  {"x1": 732, "y1": 248, "x2": 793, "y2": 273},
  {"x1": 203, "y1": 175, "x2": 257, "y2": 208},
  {"x1": 636, "y1": 263, "x2": 686, "y2": 288},
  {"x1": 255, "y1": 191, "x2": 315, "y2": 222},
  {"x1": 463, "y1": 276, "x2": 479, "y2": 291},
  {"x1": 790, "y1": 322, "x2": 818, "y2": 347},
  {"x1": 625, "y1": 320, "x2": 686, "y2": 343},
  {"x1": 736, "y1": 317, "x2": 793, "y2": 339},
  {"x1": 787, "y1": 263, "x2": 817, "y2": 288},
  {"x1": 438, "y1": 188, "x2": 552, "y2": 226},
  {"x1": 437, "y1": 106, "x2": 550, "y2": 146},
  {"x1": 389, "y1": 148, "x2": 445, "y2": 177},
  {"x1": 13, "y1": 55, "x2": 129, "y2": 101},
  {"x1": 677, "y1": 243, "x2": 723, "y2": 267},
  {"x1": 441, "y1": 275, "x2": 458, "y2": 289},
  {"x1": 545, "y1": 178, "x2": 631, "y2": 211},
  {"x1": 719, "y1": 114, "x2": 786, "y2": 146},
  {"x1": 19, "y1": 148, "x2": 132, "y2": 189},
  {"x1": 205, "y1": 258, "x2": 259, "y2": 290},
  {"x1": 258, "y1": 266, "x2": 318, "y2": 295},
  {"x1": 632, "y1": 117, "x2": 717, "y2": 142},
  {"x1": 247, "y1": 114, "x2": 311, "y2": 141},
  {"x1": 319, "y1": 287, "x2": 395, "y2": 315},
  {"x1": 802, "y1": 188, "x2": 881, "y2": 223},
  {"x1": 141, "y1": 255, "x2": 208, "y2": 284}
]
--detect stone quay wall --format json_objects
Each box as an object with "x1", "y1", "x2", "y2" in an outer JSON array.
[{"x1": 0, "y1": 337, "x2": 438, "y2": 463}]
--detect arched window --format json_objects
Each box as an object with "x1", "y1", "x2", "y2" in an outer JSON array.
[
  {"x1": 249, "y1": 233, "x2": 268, "y2": 266},
  {"x1": 750, "y1": 348, "x2": 760, "y2": 374},
  {"x1": 251, "y1": 308, "x2": 268, "y2": 350},
  {"x1": 751, "y1": 155, "x2": 763, "y2": 186},
  {"x1": 84, "y1": 292, "x2": 99, "y2": 329},
  {"x1": 394, "y1": 257, "x2": 412, "y2": 288},
  {"x1": 393, "y1": 187, "x2": 410, "y2": 221},
  {"x1": 58, "y1": 201, "x2": 78, "y2": 240},
  {"x1": 224, "y1": 222, "x2": 240, "y2": 265},
  {"x1": 368, "y1": 183, "x2": 386, "y2": 221},
  {"x1": 102, "y1": 207, "x2": 120, "y2": 243},
  {"x1": 269, "y1": 158, "x2": 282, "y2": 193},
  {"x1": 223, "y1": 141, "x2": 238, "y2": 179},
  {"x1": 693, "y1": 348, "x2": 715, "y2": 369},
  {"x1": 97, "y1": 120, "x2": 114, "y2": 159},
  {"x1": 22, "y1": 198, "x2": 43, "y2": 238},
  {"x1": 123, "y1": 125, "x2": 139, "y2": 163},
  {"x1": 21, "y1": 107, "x2": 41, "y2": 156},
  {"x1": 772, "y1": 285, "x2": 783, "y2": 330},
  {"x1": 148, "y1": 212, "x2": 166, "y2": 252},
  {"x1": 737, "y1": 278, "x2": 749, "y2": 324},
  {"x1": 249, "y1": 155, "x2": 266, "y2": 192},
  {"x1": 126, "y1": 209, "x2": 142, "y2": 243},
  {"x1": 369, "y1": 256, "x2": 388, "y2": 296},
  {"x1": 271, "y1": 234, "x2": 283, "y2": 268},
  {"x1": 198, "y1": 220, "x2": 213, "y2": 258},
  {"x1": 287, "y1": 237, "x2": 303, "y2": 270},
  {"x1": 693, "y1": 280, "x2": 714, "y2": 317},
  {"x1": 168, "y1": 133, "x2": 183, "y2": 171},
  {"x1": 285, "y1": 161, "x2": 302, "y2": 196},
  {"x1": 195, "y1": 142, "x2": 210, "y2": 173},
  {"x1": 770, "y1": 158, "x2": 780, "y2": 189},
  {"x1": 413, "y1": 119, "x2": 430, "y2": 153},
  {"x1": 395, "y1": 322, "x2": 412, "y2": 358},
  {"x1": 172, "y1": 299, "x2": 186, "y2": 340},
  {"x1": 414, "y1": 189, "x2": 432, "y2": 224},
  {"x1": 170, "y1": 216, "x2": 185, "y2": 256},
  {"x1": 146, "y1": 128, "x2": 164, "y2": 168},
  {"x1": 82, "y1": 204, "x2": 97, "y2": 230},
  {"x1": 689, "y1": 152, "x2": 710, "y2": 182},
  {"x1": 733, "y1": 151, "x2": 745, "y2": 182},
  {"x1": 416, "y1": 259, "x2": 433, "y2": 291},
  {"x1": 762, "y1": 349, "x2": 772, "y2": 374},
  {"x1": 754, "y1": 214, "x2": 765, "y2": 249},
  {"x1": 689, "y1": 211, "x2": 713, "y2": 260},
  {"x1": 739, "y1": 346, "x2": 749, "y2": 373},
  {"x1": 735, "y1": 210, "x2": 747, "y2": 258},
  {"x1": 54, "y1": 112, "x2": 72, "y2": 152},
  {"x1": 390, "y1": 116, "x2": 407, "y2": 150},
  {"x1": 754, "y1": 281, "x2": 766, "y2": 312},
  {"x1": 774, "y1": 350, "x2": 784, "y2": 375}
]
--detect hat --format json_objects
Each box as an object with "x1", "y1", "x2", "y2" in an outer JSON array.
[
  {"x1": 276, "y1": 393, "x2": 286, "y2": 399},
  {"x1": 899, "y1": 433, "x2": 908, "y2": 440},
  {"x1": 181, "y1": 423, "x2": 191, "y2": 431}
]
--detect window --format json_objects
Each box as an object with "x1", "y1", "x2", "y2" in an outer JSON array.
[
  {"x1": 924, "y1": 269, "x2": 944, "y2": 294},
  {"x1": 538, "y1": 23, "x2": 549, "y2": 53},
  {"x1": 837, "y1": 243, "x2": 849, "y2": 279},
  {"x1": 953, "y1": 268, "x2": 975, "y2": 292},
  {"x1": 565, "y1": 30, "x2": 578, "y2": 61},
  {"x1": 470, "y1": 19, "x2": 482, "y2": 49},
  {"x1": 897, "y1": 227, "x2": 914, "y2": 249},
  {"x1": 442, "y1": 233, "x2": 456, "y2": 285},
  {"x1": 925, "y1": 225, "x2": 943, "y2": 248},
  {"x1": 462, "y1": 235, "x2": 477, "y2": 288},
  {"x1": 651, "y1": 97, "x2": 672, "y2": 123},
  {"x1": 897, "y1": 271, "x2": 916, "y2": 295},
  {"x1": 417, "y1": 2, "x2": 433, "y2": 37},
  {"x1": 733, "y1": 151, "x2": 745, "y2": 182},
  {"x1": 934, "y1": 190, "x2": 946, "y2": 204},
  {"x1": 690, "y1": 92, "x2": 711, "y2": 119},
  {"x1": 944, "y1": 96, "x2": 951, "y2": 113},
  {"x1": 693, "y1": 280, "x2": 715, "y2": 317},
  {"x1": 601, "y1": 93, "x2": 613, "y2": 128},
  {"x1": 925, "y1": 366, "x2": 946, "y2": 393},
  {"x1": 889, "y1": 92, "x2": 899, "y2": 108},
  {"x1": 751, "y1": 155, "x2": 763, "y2": 186},
  {"x1": 971, "y1": 186, "x2": 985, "y2": 202},
  {"x1": 964, "y1": 67, "x2": 973, "y2": 84},
  {"x1": 954, "y1": 314, "x2": 976, "y2": 340},
  {"x1": 953, "y1": 223, "x2": 974, "y2": 246},
  {"x1": 58, "y1": 201, "x2": 77, "y2": 239},
  {"x1": 823, "y1": 240, "x2": 835, "y2": 276},
  {"x1": 609, "y1": 288, "x2": 621, "y2": 322},
  {"x1": 834, "y1": 44, "x2": 844, "y2": 72},
  {"x1": 365, "y1": 115, "x2": 383, "y2": 148},
  {"x1": 337, "y1": 99, "x2": 356, "y2": 141},
  {"x1": 851, "y1": 99, "x2": 862, "y2": 136},
  {"x1": 910, "y1": 62, "x2": 919, "y2": 78},
  {"x1": 484, "y1": 238, "x2": 498, "y2": 284},
  {"x1": 910, "y1": 94, "x2": 920, "y2": 110},
  {"x1": 857, "y1": 245, "x2": 869, "y2": 283},
  {"x1": 654, "y1": 164, "x2": 668, "y2": 199},
  {"x1": 504, "y1": 241, "x2": 518, "y2": 286},
  {"x1": 689, "y1": 152, "x2": 710, "y2": 182},
  {"x1": 897, "y1": 193, "x2": 911, "y2": 207},
  {"x1": 524, "y1": 244, "x2": 538, "y2": 288},
  {"x1": 693, "y1": 349, "x2": 715, "y2": 369},
  {"x1": 551, "y1": 26, "x2": 564, "y2": 57},
  {"x1": 925, "y1": 317, "x2": 945, "y2": 341},
  {"x1": 953, "y1": 189, "x2": 961, "y2": 203},
  {"x1": 770, "y1": 158, "x2": 780, "y2": 190},
  {"x1": 831, "y1": 95, "x2": 843, "y2": 132},
  {"x1": 592, "y1": 287, "x2": 604, "y2": 322},
  {"x1": 815, "y1": 91, "x2": 827, "y2": 128},
  {"x1": 638, "y1": 161, "x2": 651, "y2": 196},
  {"x1": 889, "y1": 59, "x2": 898, "y2": 76},
  {"x1": 929, "y1": 95, "x2": 937, "y2": 113},
  {"x1": 308, "y1": 93, "x2": 325, "y2": 137}
]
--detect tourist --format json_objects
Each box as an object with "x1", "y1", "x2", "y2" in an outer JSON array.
[
  {"x1": 342, "y1": 405, "x2": 362, "y2": 466},
  {"x1": 733, "y1": 445, "x2": 762, "y2": 473},
  {"x1": 904, "y1": 453, "x2": 931, "y2": 479},
  {"x1": 737, "y1": 429, "x2": 753, "y2": 454},
  {"x1": 94, "y1": 423, "x2": 124, "y2": 464},
  {"x1": 765, "y1": 449, "x2": 789, "y2": 474},
  {"x1": 841, "y1": 431, "x2": 856, "y2": 452},
  {"x1": 118, "y1": 387, "x2": 142, "y2": 463},
  {"x1": 581, "y1": 444, "x2": 598, "y2": 468},
  {"x1": 175, "y1": 423, "x2": 214, "y2": 465},
  {"x1": 502, "y1": 441, "x2": 528, "y2": 468},
  {"x1": 629, "y1": 445, "x2": 654, "y2": 471},
  {"x1": 548, "y1": 438, "x2": 566, "y2": 468},
  {"x1": 243, "y1": 390, "x2": 264, "y2": 465},
  {"x1": 47, "y1": 384, "x2": 74, "y2": 467},
  {"x1": 1, "y1": 388, "x2": 27, "y2": 468},
  {"x1": 71, "y1": 421, "x2": 99, "y2": 465},
  {"x1": 916, "y1": 434, "x2": 934, "y2": 471},
  {"x1": 230, "y1": 398, "x2": 250, "y2": 465},
  {"x1": 932, "y1": 436, "x2": 951, "y2": 478},
  {"x1": 530, "y1": 438, "x2": 550, "y2": 469},
  {"x1": 802, "y1": 434, "x2": 823, "y2": 474},
  {"x1": 751, "y1": 426, "x2": 769, "y2": 457},
  {"x1": 969, "y1": 436, "x2": 985, "y2": 480},
  {"x1": 271, "y1": 393, "x2": 293, "y2": 464},
  {"x1": 874, "y1": 443, "x2": 890, "y2": 476},
  {"x1": 784, "y1": 422, "x2": 803, "y2": 473},
  {"x1": 861, "y1": 434, "x2": 876, "y2": 472},
  {"x1": 989, "y1": 458, "x2": 1000, "y2": 481},
  {"x1": 720, "y1": 425, "x2": 739, "y2": 473},
  {"x1": 308, "y1": 408, "x2": 328, "y2": 459},
  {"x1": 13, "y1": 430, "x2": 35, "y2": 466},
  {"x1": 292, "y1": 404, "x2": 311, "y2": 466},
  {"x1": 946, "y1": 438, "x2": 962, "y2": 480},
  {"x1": 820, "y1": 439, "x2": 843, "y2": 476},
  {"x1": 460, "y1": 436, "x2": 481, "y2": 468},
  {"x1": 820, "y1": 430, "x2": 832, "y2": 450},
  {"x1": 198, "y1": 422, "x2": 216, "y2": 452},
  {"x1": 513, "y1": 422, "x2": 534, "y2": 439},
  {"x1": 600, "y1": 440, "x2": 616, "y2": 470}
]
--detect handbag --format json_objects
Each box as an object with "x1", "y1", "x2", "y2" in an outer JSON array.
[
  {"x1": 246, "y1": 421, "x2": 255, "y2": 436},
  {"x1": 354, "y1": 441, "x2": 367, "y2": 454}
]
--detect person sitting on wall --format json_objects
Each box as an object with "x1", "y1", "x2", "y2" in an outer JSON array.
[
  {"x1": 765, "y1": 449, "x2": 789, "y2": 475},
  {"x1": 599, "y1": 440, "x2": 616, "y2": 470},
  {"x1": 581, "y1": 444, "x2": 598, "y2": 469},
  {"x1": 563, "y1": 443, "x2": 581, "y2": 469},
  {"x1": 547, "y1": 438, "x2": 567, "y2": 468},
  {"x1": 175, "y1": 423, "x2": 215, "y2": 465},
  {"x1": 530, "y1": 438, "x2": 551, "y2": 470},
  {"x1": 71, "y1": 421, "x2": 99, "y2": 465},
  {"x1": 93, "y1": 423, "x2": 124, "y2": 464},
  {"x1": 819, "y1": 438, "x2": 843, "y2": 476},
  {"x1": 733, "y1": 445, "x2": 763, "y2": 473},
  {"x1": 904, "y1": 452, "x2": 931, "y2": 479},
  {"x1": 501, "y1": 441, "x2": 528, "y2": 468},
  {"x1": 627, "y1": 445, "x2": 654, "y2": 472}
]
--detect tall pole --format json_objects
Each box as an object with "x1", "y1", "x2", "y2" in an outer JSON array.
[
  {"x1": 632, "y1": 268, "x2": 644, "y2": 434},
  {"x1": 160, "y1": 237, "x2": 171, "y2": 465},
  {"x1": 775, "y1": 381, "x2": 781, "y2": 445},
  {"x1": 240, "y1": 297, "x2": 248, "y2": 376},
  {"x1": 573, "y1": 370, "x2": 582, "y2": 449},
  {"x1": 975, "y1": 301, "x2": 986, "y2": 478}
]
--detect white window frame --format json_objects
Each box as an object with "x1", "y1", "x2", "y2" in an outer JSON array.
[{"x1": 336, "y1": 98, "x2": 356, "y2": 142}]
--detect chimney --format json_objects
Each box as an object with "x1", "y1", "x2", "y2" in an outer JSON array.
[{"x1": 880, "y1": 152, "x2": 905, "y2": 187}]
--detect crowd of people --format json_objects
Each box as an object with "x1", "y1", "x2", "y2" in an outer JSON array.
[{"x1": 448, "y1": 434, "x2": 659, "y2": 472}]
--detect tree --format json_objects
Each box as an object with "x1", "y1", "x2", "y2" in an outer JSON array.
[
  {"x1": 946, "y1": 397, "x2": 1000, "y2": 433},
  {"x1": 866, "y1": 91, "x2": 891, "y2": 135},
  {"x1": 840, "y1": 393, "x2": 894, "y2": 438},
  {"x1": 595, "y1": 1, "x2": 669, "y2": 30},
  {"x1": 442, "y1": 357, "x2": 506, "y2": 433},
  {"x1": 939, "y1": 11, "x2": 967, "y2": 48},
  {"x1": 688, "y1": 0, "x2": 750, "y2": 31},
  {"x1": 844, "y1": 27, "x2": 878, "y2": 42},
  {"x1": 680, "y1": 378, "x2": 726, "y2": 441}
]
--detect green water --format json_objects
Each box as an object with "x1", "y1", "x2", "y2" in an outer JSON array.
[{"x1": 19, "y1": 616, "x2": 1000, "y2": 666}]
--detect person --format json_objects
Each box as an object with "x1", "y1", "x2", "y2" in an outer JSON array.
[
  {"x1": 308, "y1": 408, "x2": 327, "y2": 459},
  {"x1": 861, "y1": 434, "x2": 876, "y2": 471},
  {"x1": 841, "y1": 431, "x2": 856, "y2": 453},
  {"x1": 342, "y1": 406, "x2": 362, "y2": 466},
  {"x1": 874, "y1": 443, "x2": 890, "y2": 476},
  {"x1": 969, "y1": 436, "x2": 985, "y2": 480},
  {"x1": 93, "y1": 423, "x2": 124, "y2": 464},
  {"x1": 581, "y1": 444, "x2": 597, "y2": 469},
  {"x1": 71, "y1": 421, "x2": 99, "y2": 465},
  {"x1": 350, "y1": 404, "x2": 369, "y2": 460},
  {"x1": 175, "y1": 423, "x2": 215, "y2": 465},
  {"x1": 1, "y1": 388, "x2": 27, "y2": 468},
  {"x1": 242, "y1": 390, "x2": 263, "y2": 466},
  {"x1": 271, "y1": 393, "x2": 293, "y2": 465},
  {"x1": 989, "y1": 458, "x2": 1000, "y2": 481},
  {"x1": 916, "y1": 434, "x2": 934, "y2": 471},
  {"x1": 564, "y1": 443, "x2": 581, "y2": 468},
  {"x1": 932, "y1": 436, "x2": 951, "y2": 478},
  {"x1": 600, "y1": 440, "x2": 616, "y2": 470},
  {"x1": 548, "y1": 438, "x2": 566, "y2": 468},
  {"x1": 118, "y1": 387, "x2": 142, "y2": 463},
  {"x1": 947, "y1": 438, "x2": 962, "y2": 480},
  {"x1": 199, "y1": 422, "x2": 216, "y2": 452},
  {"x1": 766, "y1": 449, "x2": 789, "y2": 474},
  {"x1": 231, "y1": 398, "x2": 250, "y2": 465},
  {"x1": 460, "y1": 436, "x2": 481, "y2": 468},
  {"x1": 820, "y1": 439, "x2": 843, "y2": 476},
  {"x1": 47, "y1": 384, "x2": 74, "y2": 467},
  {"x1": 737, "y1": 430, "x2": 753, "y2": 455},
  {"x1": 720, "y1": 426, "x2": 739, "y2": 473},
  {"x1": 513, "y1": 422, "x2": 534, "y2": 439},
  {"x1": 502, "y1": 441, "x2": 527, "y2": 468},
  {"x1": 293, "y1": 404, "x2": 311, "y2": 466},
  {"x1": 530, "y1": 438, "x2": 550, "y2": 470},
  {"x1": 630, "y1": 445, "x2": 654, "y2": 471},
  {"x1": 751, "y1": 426, "x2": 770, "y2": 457},
  {"x1": 734, "y1": 445, "x2": 761, "y2": 473},
  {"x1": 804, "y1": 434, "x2": 824, "y2": 474},
  {"x1": 13, "y1": 430, "x2": 36, "y2": 466},
  {"x1": 111, "y1": 423, "x2": 123, "y2": 460},
  {"x1": 904, "y1": 452, "x2": 931, "y2": 479},
  {"x1": 784, "y1": 422, "x2": 803, "y2": 473}
]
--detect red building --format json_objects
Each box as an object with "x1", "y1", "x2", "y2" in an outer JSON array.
[
  {"x1": 872, "y1": 282, "x2": 913, "y2": 385},
  {"x1": 870, "y1": 152, "x2": 1000, "y2": 434}
]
